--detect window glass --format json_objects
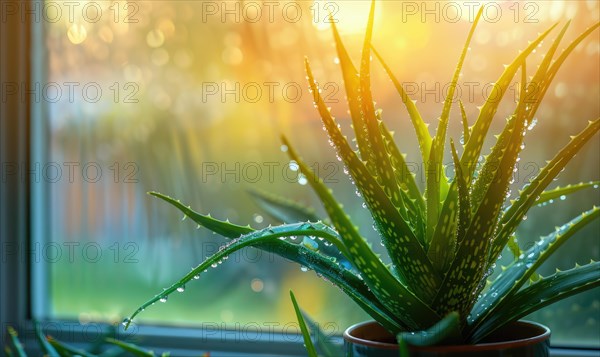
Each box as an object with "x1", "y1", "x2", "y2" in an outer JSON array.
[{"x1": 41, "y1": 0, "x2": 599, "y2": 347}]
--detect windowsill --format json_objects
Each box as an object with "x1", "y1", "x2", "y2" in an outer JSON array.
[{"x1": 15, "y1": 319, "x2": 599, "y2": 357}]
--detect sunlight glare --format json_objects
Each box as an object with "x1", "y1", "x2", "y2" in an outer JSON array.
[{"x1": 312, "y1": 0, "x2": 382, "y2": 34}]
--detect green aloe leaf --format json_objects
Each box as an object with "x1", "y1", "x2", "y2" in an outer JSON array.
[
  {"x1": 471, "y1": 261, "x2": 600, "y2": 343},
  {"x1": 131, "y1": 199, "x2": 403, "y2": 331},
  {"x1": 483, "y1": 23, "x2": 600, "y2": 268},
  {"x1": 428, "y1": 140, "x2": 469, "y2": 271},
  {"x1": 149, "y1": 191, "x2": 254, "y2": 237},
  {"x1": 358, "y1": 0, "x2": 407, "y2": 214},
  {"x1": 105, "y1": 338, "x2": 154, "y2": 357},
  {"x1": 427, "y1": 6, "x2": 482, "y2": 218},
  {"x1": 247, "y1": 188, "x2": 347, "y2": 263},
  {"x1": 90, "y1": 326, "x2": 120, "y2": 356},
  {"x1": 435, "y1": 62, "x2": 525, "y2": 291},
  {"x1": 290, "y1": 291, "x2": 318, "y2": 357},
  {"x1": 506, "y1": 234, "x2": 521, "y2": 259},
  {"x1": 301, "y1": 308, "x2": 343, "y2": 357},
  {"x1": 470, "y1": 61, "x2": 527, "y2": 215},
  {"x1": 469, "y1": 207, "x2": 599, "y2": 337},
  {"x1": 372, "y1": 45, "x2": 431, "y2": 171},
  {"x1": 380, "y1": 121, "x2": 426, "y2": 241},
  {"x1": 304, "y1": 58, "x2": 441, "y2": 301},
  {"x1": 459, "y1": 101, "x2": 470, "y2": 145},
  {"x1": 248, "y1": 188, "x2": 320, "y2": 223},
  {"x1": 525, "y1": 22, "x2": 600, "y2": 122},
  {"x1": 490, "y1": 119, "x2": 600, "y2": 267},
  {"x1": 428, "y1": 32, "x2": 542, "y2": 273},
  {"x1": 534, "y1": 181, "x2": 600, "y2": 206},
  {"x1": 7, "y1": 327, "x2": 27, "y2": 357},
  {"x1": 380, "y1": 120, "x2": 426, "y2": 215},
  {"x1": 450, "y1": 140, "x2": 470, "y2": 243},
  {"x1": 148, "y1": 193, "x2": 403, "y2": 333},
  {"x1": 518, "y1": 21, "x2": 570, "y2": 124},
  {"x1": 283, "y1": 136, "x2": 440, "y2": 330},
  {"x1": 435, "y1": 104, "x2": 527, "y2": 317},
  {"x1": 425, "y1": 138, "x2": 442, "y2": 244},
  {"x1": 35, "y1": 322, "x2": 59, "y2": 357},
  {"x1": 48, "y1": 336, "x2": 96, "y2": 357},
  {"x1": 329, "y1": 15, "x2": 374, "y2": 171},
  {"x1": 460, "y1": 23, "x2": 557, "y2": 182},
  {"x1": 124, "y1": 221, "x2": 358, "y2": 327},
  {"x1": 397, "y1": 312, "x2": 462, "y2": 348}
]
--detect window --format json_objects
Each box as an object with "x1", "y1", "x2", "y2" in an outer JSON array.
[{"x1": 1, "y1": 0, "x2": 599, "y2": 354}]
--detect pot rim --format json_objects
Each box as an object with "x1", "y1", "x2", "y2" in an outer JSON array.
[{"x1": 343, "y1": 320, "x2": 551, "y2": 352}]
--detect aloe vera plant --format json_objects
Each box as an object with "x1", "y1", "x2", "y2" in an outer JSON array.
[
  {"x1": 4, "y1": 323, "x2": 178, "y2": 357},
  {"x1": 124, "y1": 0, "x2": 600, "y2": 349}
]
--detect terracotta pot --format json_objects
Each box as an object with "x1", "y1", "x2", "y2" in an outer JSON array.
[{"x1": 343, "y1": 320, "x2": 550, "y2": 357}]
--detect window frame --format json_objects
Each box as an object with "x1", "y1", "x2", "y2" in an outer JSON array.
[{"x1": 0, "y1": 1, "x2": 598, "y2": 356}]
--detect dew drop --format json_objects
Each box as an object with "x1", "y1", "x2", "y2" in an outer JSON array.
[
  {"x1": 177, "y1": 285, "x2": 185, "y2": 293},
  {"x1": 560, "y1": 195, "x2": 566, "y2": 201},
  {"x1": 280, "y1": 145, "x2": 288, "y2": 152},
  {"x1": 159, "y1": 296, "x2": 168, "y2": 303},
  {"x1": 211, "y1": 263, "x2": 218, "y2": 268},
  {"x1": 527, "y1": 118, "x2": 538, "y2": 131},
  {"x1": 193, "y1": 274, "x2": 200, "y2": 280},
  {"x1": 298, "y1": 175, "x2": 308, "y2": 186},
  {"x1": 302, "y1": 236, "x2": 319, "y2": 251},
  {"x1": 300, "y1": 266, "x2": 309, "y2": 272},
  {"x1": 122, "y1": 318, "x2": 131, "y2": 327}
]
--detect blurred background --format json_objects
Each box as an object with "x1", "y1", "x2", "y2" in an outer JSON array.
[{"x1": 41, "y1": 0, "x2": 599, "y2": 347}]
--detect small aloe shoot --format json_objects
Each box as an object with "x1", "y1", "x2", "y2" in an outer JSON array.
[
  {"x1": 7, "y1": 326, "x2": 27, "y2": 357},
  {"x1": 290, "y1": 291, "x2": 343, "y2": 357},
  {"x1": 4, "y1": 324, "x2": 170, "y2": 357},
  {"x1": 126, "y1": 0, "x2": 600, "y2": 351},
  {"x1": 290, "y1": 291, "x2": 319, "y2": 357},
  {"x1": 35, "y1": 321, "x2": 60, "y2": 357}
]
